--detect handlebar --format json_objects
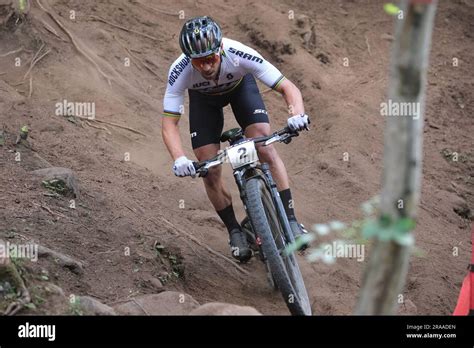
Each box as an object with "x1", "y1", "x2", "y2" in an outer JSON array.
[{"x1": 192, "y1": 126, "x2": 301, "y2": 177}]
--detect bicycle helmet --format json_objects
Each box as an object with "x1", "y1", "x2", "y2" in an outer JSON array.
[{"x1": 179, "y1": 16, "x2": 222, "y2": 58}]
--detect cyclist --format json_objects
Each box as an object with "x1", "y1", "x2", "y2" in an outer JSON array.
[{"x1": 162, "y1": 16, "x2": 310, "y2": 263}]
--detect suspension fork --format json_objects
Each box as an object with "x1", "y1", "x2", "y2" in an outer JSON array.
[
  {"x1": 260, "y1": 163, "x2": 296, "y2": 244},
  {"x1": 233, "y1": 168, "x2": 247, "y2": 202}
]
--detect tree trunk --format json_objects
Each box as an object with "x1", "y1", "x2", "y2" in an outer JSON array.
[{"x1": 355, "y1": 0, "x2": 438, "y2": 315}]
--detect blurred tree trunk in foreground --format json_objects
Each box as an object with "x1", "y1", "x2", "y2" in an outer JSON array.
[{"x1": 356, "y1": 0, "x2": 438, "y2": 315}]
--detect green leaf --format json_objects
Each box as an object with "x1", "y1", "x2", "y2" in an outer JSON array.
[
  {"x1": 19, "y1": 0, "x2": 27, "y2": 12},
  {"x1": 329, "y1": 221, "x2": 346, "y2": 231},
  {"x1": 395, "y1": 218, "x2": 416, "y2": 233},
  {"x1": 393, "y1": 232, "x2": 415, "y2": 246},
  {"x1": 284, "y1": 233, "x2": 315, "y2": 255},
  {"x1": 379, "y1": 225, "x2": 397, "y2": 241},
  {"x1": 384, "y1": 3, "x2": 400, "y2": 15},
  {"x1": 361, "y1": 219, "x2": 379, "y2": 239},
  {"x1": 379, "y1": 214, "x2": 392, "y2": 227},
  {"x1": 313, "y1": 224, "x2": 330, "y2": 235},
  {"x1": 24, "y1": 303, "x2": 37, "y2": 310}
]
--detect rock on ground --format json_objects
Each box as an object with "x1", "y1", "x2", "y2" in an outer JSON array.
[
  {"x1": 189, "y1": 302, "x2": 262, "y2": 315},
  {"x1": 31, "y1": 167, "x2": 80, "y2": 197},
  {"x1": 77, "y1": 296, "x2": 116, "y2": 315},
  {"x1": 113, "y1": 291, "x2": 200, "y2": 315}
]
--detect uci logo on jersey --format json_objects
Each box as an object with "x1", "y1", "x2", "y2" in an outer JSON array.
[
  {"x1": 228, "y1": 47, "x2": 263, "y2": 64},
  {"x1": 193, "y1": 81, "x2": 210, "y2": 88}
]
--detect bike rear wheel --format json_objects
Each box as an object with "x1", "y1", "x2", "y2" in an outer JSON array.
[{"x1": 244, "y1": 177, "x2": 311, "y2": 315}]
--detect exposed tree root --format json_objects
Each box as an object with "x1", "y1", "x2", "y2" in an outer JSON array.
[
  {"x1": 0, "y1": 47, "x2": 23, "y2": 57},
  {"x1": 0, "y1": 239, "x2": 32, "y2": 316},
  {"x1": 152, "y1": 216, "x2": 250, "y2": 277},
  {"x1": 135, "y1": 1, "x2": 180, "y2": 17},
  {"x1": 112, "y1": 35, "x2": 163, "y2": 82},
  {"x1": 35, "y1": 0, "x2": 113, "y2": 85},
  {"x1": 90, "y1": 15, "x2": 160, "y2": 42}
]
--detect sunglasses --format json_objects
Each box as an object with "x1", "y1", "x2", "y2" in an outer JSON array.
[{"x1": 192, "y1": 53, "x2": 219, "y2": 66}]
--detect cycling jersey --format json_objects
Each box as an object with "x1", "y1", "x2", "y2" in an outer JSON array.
[{"x1": 163, "y1": 38, "x2": 286, "y2": 117}]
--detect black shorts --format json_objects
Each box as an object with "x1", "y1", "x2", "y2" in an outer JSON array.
[{"x1": 188, "y1": 74, "x2": 269, "y2": 149}]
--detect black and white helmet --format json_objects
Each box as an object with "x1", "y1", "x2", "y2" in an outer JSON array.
[{"x1": 179, "y1": 16, "x2": 222, "y2": 58}]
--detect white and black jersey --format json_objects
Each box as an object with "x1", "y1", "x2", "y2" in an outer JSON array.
[{"x1": 163, "y1": 38, "x2": 285, "y2": 117}]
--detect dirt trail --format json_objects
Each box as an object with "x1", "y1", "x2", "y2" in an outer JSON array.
[{"x1": 0, "y1": 0, "x2": 473, "y2": 315}]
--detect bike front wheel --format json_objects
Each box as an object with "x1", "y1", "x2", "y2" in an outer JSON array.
[{"x1": 244, "y1": 177, "x2": 311, "y2": 315}]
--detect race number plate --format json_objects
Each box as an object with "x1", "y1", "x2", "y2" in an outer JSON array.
[{"x1": 227, "y1": 140, "x2": 258, "y2": 169}]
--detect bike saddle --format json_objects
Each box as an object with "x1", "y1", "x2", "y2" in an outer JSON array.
[{"x1": 220, "y1": 128, "x2": 244, "y2": 144}]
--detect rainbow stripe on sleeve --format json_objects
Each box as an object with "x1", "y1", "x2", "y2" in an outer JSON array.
[
  {"x1": 163, "y1": 110, "x2": 182, "y2": 118},
  {"x1": 271, "y1": 75, "x2": 286, "y2": 90}
]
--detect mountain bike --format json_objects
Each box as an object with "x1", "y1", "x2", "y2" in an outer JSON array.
[{"x1": 193, "y1": 126, "x2": 312, "y2": 316}]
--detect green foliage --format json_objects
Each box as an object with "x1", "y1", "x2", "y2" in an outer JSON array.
[
  {"x1": 19, "y1": 0, "x2": 27, "y2": 13},
  {"x1": 285, "y1": 195, "x2": 419, "y2": 264},
  {"x1": 24, "y1": 302, "x2": 37, "y2": 310},
  {"x1": 284, "y1": 233, "x2": 315, "y2": 255},
  {"x1": 154, "y1": 242, "x2": 184, "y2": 280},
  {"x1": 384, "y1": 3, "x2": 400, "y2": 15},
  {"x1": 362, "y1": 215, "x2": 415, "y2": 246},
  {"x1": 42, "y1": 179, "x2": 67, "y2": 195},
  {"x1": 69, "y1": 298, "x2": 83, "y2": 316}
]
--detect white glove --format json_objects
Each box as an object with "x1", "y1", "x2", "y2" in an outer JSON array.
[
  {"x1": 173, "y1": 156, "x2": 196, "y2": 177},
  {"x1": 287, "y1": 114, "x2": 310, "y2": 131}
]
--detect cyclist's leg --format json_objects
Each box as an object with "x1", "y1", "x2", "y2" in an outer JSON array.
[
  {"x1": 244, "y1": 122, "x2": 290, "y2": 191},
  {"x1": 230, "y1": 75, "x2": 307, "y2": 245},
  {"x1": 229, "y1": 74, "x2": 290, "y2": 191},
  {"x1": 189, "y1": 90, "x2": 239, "y2": 231},
  {"x1": 190, "y1": 90, "x2": 251, "y2": 260},
  {"x1": 194, "y1": 144, "x2": 233, "y2": 211}
]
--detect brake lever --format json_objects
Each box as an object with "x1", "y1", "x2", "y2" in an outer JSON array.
[
  {"x1": 198, "y1": 168, "x2": 209, "y2": 178},
  {"x1": 263, "y1": 135, "x2": 281, "y2": 146},
  {"x1": 192, "y1": 161, "x2": 207, "y2": 178}
]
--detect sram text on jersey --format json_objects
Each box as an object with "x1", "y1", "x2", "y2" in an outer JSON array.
[{"x1": 228, "y1": 47, "x2": 263, "y2": 64}]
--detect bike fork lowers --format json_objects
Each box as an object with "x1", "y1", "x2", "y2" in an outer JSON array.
[{"x1": 260, "y1": 163, "x2": 296, "y2": 244}]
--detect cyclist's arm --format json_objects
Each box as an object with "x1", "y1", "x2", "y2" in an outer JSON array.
[
  {"x1": 162, "y1": 58, "x2": 189, "y2": 161},
  {"x1": 162, "y1": 90, "x2": 186, "y2": 161},
  {"x1": 162, "y1": 116, "x2": 185, "y2": 161},
  {"x1": 274, "y1": 79, "x2": 305, "y2": 115}
]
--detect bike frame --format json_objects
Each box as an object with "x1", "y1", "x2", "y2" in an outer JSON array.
[
  {"x1": 194, "y1": 127, "x2": 300, "y2": 254},
  {"x1": 193, "y1": 127, "x2": 312, "y2": 315}
]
